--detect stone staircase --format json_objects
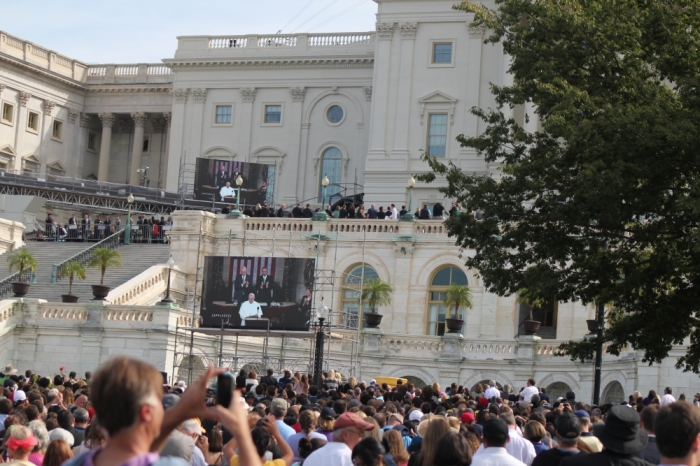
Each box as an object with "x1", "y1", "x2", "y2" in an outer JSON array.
[{"x1": 5, "y1": 242, "x2": 170, "y2": 303}]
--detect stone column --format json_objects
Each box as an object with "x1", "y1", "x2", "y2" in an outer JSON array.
[
  {"x1": 129, "y1": 112, "x2": 148, "y2": 185},
  {"x1": 366, "y1": 23, "x2": 395, "y2": 159},
  {"x1": 159, "y1": 112, "x2": 172, "y2": 189},
  {"x1": 390, "y1": 23, "x2": 417, "y2": 159},
  {"x1": 188, "y1": 89, "x2": 207, "y2": 164},
  {"x1": 98, "y1": 113, "x2": 115, "y2": 181},
  {"x1": 288, "y1": 87, "x2": 306, "y2": 202},
  {"x1": 13, "y1": 91, "x2": 32, "y2": 171},
  {"x1": 38, "y1": 99, "x2": 56, "y2": 175},
  {"x1": 239, "y1": 88, "x2": 256, "y2": 162},
  {"x1": 76, "y1": 113, "x2": 92, "y2": 177},
  {"x1": 164, "y1": 89, "x2": 188, "y2": 191}
]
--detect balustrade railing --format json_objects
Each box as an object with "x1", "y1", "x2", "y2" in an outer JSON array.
[
  {"x1": 50, "y1": 229, "x2": 124, "y2": 284},
  {"x1": 258, "y1": 35, "x2": 298, "y2": 47},
  {"x1": 209, "y1": 36, "x2": 248, "y2": 49},
  {"x1": 115, "y1": 65, "x2": 138, "y2": 76},
  {"x1": 308, "y1": 33, "x2": 373, "y2": 46},
  {"x1": 87, "y1": 66, "x2": 106, "y2": 76},
  {"x1": 0, "y1": 269, "x2": 33, "y2": 300}
]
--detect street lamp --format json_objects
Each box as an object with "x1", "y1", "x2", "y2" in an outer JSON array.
[
  {"x1": 313, "y1": 176, "x2": 331, "y2": 221},
  {"x1": 313, "y1": 299, "x2": 329, "y2": 387},
  {"x1": 125, "y1": 193, "x2": 134, "y2": 244},
  {"x1": 322, "y1": 175, "x2": 330, "y2": 207},
  {"x1": 228, "y1": 175, "x2": 245, "y2": 218},
  {"x1": 159, "y1": 256, "x2": 175, "y2": 305},
  {"x1": 400, "y1": 176, "x2": 417, "y2": 221}
]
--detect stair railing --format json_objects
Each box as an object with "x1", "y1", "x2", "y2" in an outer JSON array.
[
  {"x1": 0, "y1": 269, "x2": 34, "y2": 299},
  {"x1": 50, "y1": 229, "x2": 125, "y2": 283}
]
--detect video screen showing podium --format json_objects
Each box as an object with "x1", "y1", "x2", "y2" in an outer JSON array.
[
  {"x1": 193, "y1": 158, "x2": 274, "y2": 207},
  {"x1": 200, "y1": 256, "x2": 316, "y2": 331}
]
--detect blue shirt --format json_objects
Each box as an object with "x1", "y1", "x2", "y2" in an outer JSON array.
[{"x1": 276, "y1": 420, "x2": 296, "y2": 441}]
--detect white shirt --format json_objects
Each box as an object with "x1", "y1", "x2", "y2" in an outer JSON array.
[
  {"x1": 239, "y1": 300, "x2": 262, "y2": 324},
  {"x1": 474, "y1": 430, "x2": 535, "y2": 466},
  {"x1": 192, "y1": 443, "x2": 207, "y2": 466},
  {"x1": 390, "y1": 207, "x2": 398, "y2": 219},
  {"x1": 485, "y1": 386, "x2": 500, "y2": 400},
  {"x1": 303, "y1": 442, "x2": 352, "y2": 466},
  {"x1": 288, "y1": 432, "x2": 327, "y2": 462},
  {"x1": 472, "y1": 447, "x2": 526, "y2": 466},
  {"x1": 519, "y1": 385, "x2": 539, "y2": 402},
  {"x1": 660, "y1": 393, "x2": 677, "y2": 405},
  {"x1": 220, "y1": 186, "x2": 235, "y2": 198}
]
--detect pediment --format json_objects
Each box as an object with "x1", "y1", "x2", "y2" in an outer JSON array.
[
  {"x1": 202, "y1": 146, "x2": 235, "y2": 158},
  {"x1": 22, "y1": 154, "x2": 40, "y2": 164},
  {"x1": 252, "y1": 146, "x2": 286, "y2": 158},
  {"x1": 47, "y1": 160, "x2": 66, "y2": 171},
  {"x1": 0, "y1": 145, "x2": 16, "y2": 156},
  {"x1": 418, "y1": 91, "x2": 459, "y2": 104}
]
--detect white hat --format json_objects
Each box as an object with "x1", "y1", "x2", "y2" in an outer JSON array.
[
  {"x1": 49, "y1": 428, "x2": 75, "y2": 447},
  {"x1": 13, "y1": 390, "x2": 26, "y2": 402},
  {"x1": 409, "y1": 410, "x2": 423, "y2": 422},
  {"x1": 176, "y1": 380, "x2": 187, "y2": 389}
]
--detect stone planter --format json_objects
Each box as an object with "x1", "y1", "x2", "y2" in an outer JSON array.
[
  {"x1": 364, "y1": 313, "x2": 383, "y2": 329},
  {"x1": 61, "y1": 294, "x2": 79, "y2": 303},
  {"x1": 11, "y1": 282, "x2": 30, "y2": 297},
  {"x1": 586, "y1": 319, "x2": 598, "y2": 334},
  {"x1": 91, "y1": 284, "x2": 110, "y2": 300},
  {"x1": 523, "y1": 320, "x2": 541, "y2": 335},
  {"x1": 445, "y1": 318, "x2": 464, "y2": 334}
]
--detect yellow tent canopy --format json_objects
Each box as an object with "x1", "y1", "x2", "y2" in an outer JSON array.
[{"x1": 373, "y1": 376, "x2": 408, "y2": 387}]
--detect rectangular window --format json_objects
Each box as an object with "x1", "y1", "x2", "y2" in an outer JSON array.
[
  {"x1": 215, "y1": 105, "x2": 232, "y2": 124},
  {"x1": 2, "y1": 103, "x2": 14, "y2": 124},
  {"x1": 142, "y1": 136, "x2": 150, "y2": 153},
  {"x1": 87, "y1": 132, "x2": 97, "y2": 151},
  {"x1": 52, "y1": 120, "x2": 63, "y2": 140},
  {"x1": 428, "y1": 114, "x2": 448, "y2": 157},
  {"x1": 264, "y1": 105, "x2": 282, "y2": 124},
  {"x1": 433, "y1": 43, "x2": 453, "y2": 63},
  {"x1": 27, "y1": 111, "x2": 39, "y2": 132}
]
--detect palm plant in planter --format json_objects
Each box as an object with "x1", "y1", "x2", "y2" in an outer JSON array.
[
  {"x1": 443, "y1": 283, "x2": 473, "y2": 334},
  {"x1": 88, "y1": 248, "x2": 121, "y2": 300},
  {"x1": 58, "y1": 261, "x2": 86, "y2": 303},
  {"x1": 7, "y1": 250, "x2": 38, "y2": 297},
  {"x1": 517, "y1": 288, "x2": 547, "y2": 335},
  {"x1": 361, "y1": 278, "x2": 393, "y2": 329}
]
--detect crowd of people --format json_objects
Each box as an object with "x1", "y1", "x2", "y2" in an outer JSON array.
[
  {"x1": 1, "y1": 357, "x2": 699, "y2": 466},
  {"x1": 33, "y1": 214, "x2": 173, "y2": 243}
]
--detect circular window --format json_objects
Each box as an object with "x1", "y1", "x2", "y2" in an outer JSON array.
[{"x1": 327, "y1": 105, "x2": 344, "y2": 124}]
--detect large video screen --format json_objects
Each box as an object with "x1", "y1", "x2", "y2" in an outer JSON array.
[
  {"x1": 193, "y1": 159, "x2": 275, "y2": 207},
  {"x1": 200, "y1": 256, "x2": 316, "y2": 331}
]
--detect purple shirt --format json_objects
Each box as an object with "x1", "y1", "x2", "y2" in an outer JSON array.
[{"x1": 83, "y1": 449, "x2": 161, "y2": 466}]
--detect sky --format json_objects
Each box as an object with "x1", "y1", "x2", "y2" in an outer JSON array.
[{"x1": 1, "y1": 0, "x2": 379, "y2": 64}]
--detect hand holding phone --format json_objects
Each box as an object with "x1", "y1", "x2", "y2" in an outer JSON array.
[{"x1": 216, "y1": 374, "x2": 233, "y2": 407}]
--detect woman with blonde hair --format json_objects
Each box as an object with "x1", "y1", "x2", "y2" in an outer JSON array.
[
  {"x1": 432, "y1": 382, "x2": 442, "y2": 396},
  {"x1": 363, "y1": 417, "x2": 381, "y2": 441},
  {"x1": 344, "y1": 376, "x2": 357, "y2": 392},
  {"x1": 43, "y1": 440, "x2": 74, "y2": 466},
  {"x1": 325, "y1": 370, "x2": 339, "y2": 391},
  {"x1": 382, "y1": 429, "x2": 409, "y2": 466},
  {"x1": 316, "y1": 408, "x2": 335, "y2": 441},
  {"x1": 293, "y1": 374, "x2": 309, "y2": 395}
]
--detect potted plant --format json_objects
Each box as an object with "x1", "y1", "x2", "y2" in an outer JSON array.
[
  {"x1": 517, "y1": 288, "x2": 547, "y2": 335},
  {"x1": 88, "y1": 248, "x2": 122, "y2": 300},
  {"x1": 443, "y1": 283, "x2": 473, "y2": 334},
  {"x1": 7, "y1": 250, "x2": 38, "y2": 297},
  {"x1": 58, "y1": 261, "x2": 86, "y2": 303},
  {"x1": 361, "y1": 278, "x2": 393, "y2": 329}
]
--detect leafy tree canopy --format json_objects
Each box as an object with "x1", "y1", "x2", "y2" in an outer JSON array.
[{"x1": 420, "y1": 0, "x2": 700, "y2": 371}]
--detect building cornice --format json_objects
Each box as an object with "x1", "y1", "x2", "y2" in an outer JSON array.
[
  {"x1": 86, "y1": 85, "x2": 173, "y2": 95},
  {"x1": 164, "y1": 57, "x2": 374, "y2": 71},
  {"x1": 0, "y1": 52, "x2": 86, "y2": 91}
]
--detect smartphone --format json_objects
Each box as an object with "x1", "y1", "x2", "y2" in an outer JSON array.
[{"x1": 217, "y1": 374, "x2": 233, "y2": 407}]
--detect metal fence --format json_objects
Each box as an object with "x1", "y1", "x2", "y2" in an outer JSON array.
[
  {"x1": 0, "y1": 269, "x2": 34, "y2": 299},
  {"x1": 26, "y1": 223, "x2": 171, "y2": 245},
  {"x1": 50, "y1": 229, "x2": 124, "y2": 283}
]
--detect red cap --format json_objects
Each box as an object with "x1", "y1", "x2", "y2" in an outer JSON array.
[
  {"x1": 334, "y1": 412, "x2": 375, "y2": 431},
  {"x1": 460, "y1": 412, "x2": 475, "y2": 424},
  {"x1": 479, "y1": 397, "x2": 489, "y2": 408}
]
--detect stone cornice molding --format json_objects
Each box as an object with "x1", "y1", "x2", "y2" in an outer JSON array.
[
  {"x1": 98, "y1": 112, "x2": 115, "y2": 128},
  {"x1": 43, "y1": 99, "x2": 56, "y2": 116},
  {"x1": 130, "y1": 112, "x2": 148, "y2": 127},
  {"x1": 400, "y1": 23, "x2": 418, "y2": 38},
  {"x1": 68, "y1": 109, "x2": 79, "y2": 124},
  {"x1": 172, "y1": 88, "x2": 189, "y2": 103},
  {"x1": 19, "y1": 91, "x2": 31, "y2": 107},
  {"x1": 363, "y1": 86, "x2": 372, "y2": 102},
  {"x1": 290, "y1": 87, "x2": 306, "y2": 102},
  {"x1": 192, "y1": 88, "x2": 208, "y2": 103},
  {"x1": 80, "y1": 113, "x2": 92, "y2": 128},
  {"x1": 376, "y1": 22, "x2": 395, "y2": 39},
  {"x1": 87, "y1": 85, "x2": 172, "y2": 95},
  {"x1": 241, "y1": 88, "x2": 256, "y2": 103},
  {"x1": 0, "y1": 52, "x2": 86, "y2": 90},
  {"x1": 165, "y1": 57, "x2": 374, "y2": 71}
]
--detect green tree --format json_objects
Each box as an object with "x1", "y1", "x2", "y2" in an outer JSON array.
[
  {"x1": 443, "y1": 283, "x2": 473, "y2": 319},
  {"x1": 88, "y1": 248, "x2": 121, "y2": 286},
  {"x1": 7, "y1": 250, "x2": 37, "y2": 283},
  {"x1": 420, "y1": 0, "x2": 700, "y2": 371},
  {"x1": 361, "y1": 278, "x2": 393, "y2": 315},
  {"x1": 59, "y1": 261, "x2": 87, "y2": 295}
]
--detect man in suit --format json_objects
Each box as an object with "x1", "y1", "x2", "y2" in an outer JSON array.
[
  {"x1": 399, "y1": 205, "x2": 408, "y2": 217},
  {"x1": 103, "y1": 215, "x2": 112, "y2": 235},
  {"x1": 231, "y1": 167, "x2": 242, "y2": 187},
  {"x1": 299, "y1": 288, "x2": 312, "y2": 315},
  {"x1": 276, "y1": 204, "x2": 287, "y2": 218},
  {"x1": 292, "y1": 204, "x2": 303, "y2": 218},
  {"x1": 635, "y1": 405, "x2": 659, "y2": 464},
  {"x1": 68, "y1": 214, "x2": 78, "y2": 241},
  {"x1": 302, "y1": 204, "x2": 313, "y2": 218},
  {"x1": 256, "y1": 267, "x2": 274, "y2": 306},
  {"x1": 367, "y1": 204, "x2": 378, "y2": 219},
  {"x1": 81, "y1": 214, "x2": 91, "y2": 240},
  {"x1": 419, "y1": 205, "x2": 431, "y2": 220},
  {"x1": 232, "y1": 265, "x2": 252, "y2": 305},
  {"x1": 214, "y1": 164, "x2": 230, "y2": 189}
]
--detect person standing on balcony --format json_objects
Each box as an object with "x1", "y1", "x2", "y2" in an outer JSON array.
[
  {"x1": 81, "y1": 214, "x2": 90, "y2": 241},
  {"x1": 419, "y1": 205, "x2": 431, "y2": 220},
  {"x1": 68, "y1": 214, "x2": 78, "y2": 241},
  {"x1": 103, "y1": 215, "x2": 112, "y2": 236}
]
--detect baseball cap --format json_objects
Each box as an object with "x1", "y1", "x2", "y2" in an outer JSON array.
[
  {"x1": 334, "y1": 412, "x2": 375, "y2": 431},
  {"x1": 460, "y1": 412, "x2": 475, "y2": 424},
  {"x1": 556, "y1": 412, "x2": 582, "y2": 439},
  {"x1": 162, "y1": 394, "x2": 180, "y2": 410},
  {"x1": 483, "y1": 418, "x2": 509, "y2": 445},
  {"x1": 574, "y1": 410, "x2": 590, "y2": 418},
  {"x1": 271, "y1": 398, "x2": 288, "y2": 410},
  {"x1": 13, "y1": 390, "x2": 26, "y2": 402},
  {"x1": 389, "y1": 413, "x2": 404, "y2": 424},
  {"x1": 349, "y1": 399, "x2": 361, "y2": 408},
  {"x1": 566, "y1": 391, "x2": 576, "y2": 400},
  {"x1": 321, "y1": 407, "x2": 336, "y2": 419},
  {"x1": 409, "y1": 410, "x2": 423, "y2": 422}
]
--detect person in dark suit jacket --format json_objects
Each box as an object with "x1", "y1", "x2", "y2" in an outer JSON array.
[
  {"x1": 299, "y1": 288, "x2": 312, "y2": 314},
  {"x1": 367, "y1": 204, "x2": 378, "y2": 219},
  {"x1": 231, "y1": 168, "x2": 242, "y2": 187},
  {"x1": 635, "y1": 406, "x2": 660, "y2": 464},
  {"x1": 302, "y1": 204, "x2": 313, "y2": 218},
  {"x1": 81, "y1": 214, "x2": 91, "y2": 240},
  {"x1": 419, "y1": 206, "x2": 432, "y2": 220},
  {"x1": 399, "y1": 206, "x2": 408, "y2": 217},
  {"x1": 256, "y1": 267, "x2": 274, "y2": 306},
  {"x1": 292, "y1": 204, "x2": 303, "y2": 218},
  {"x1": 276, "y1": 204, "x2": 287, "y2": 218},
  {"x1": 232, "y1": 265, "x2": 252, "y2": 304},
  {"x1": 221, "y1": 205, "x2": 231, "y2": 214},
  {"x1": 214, "y1": 164, "x2": 230, "y2": 188},
  {"x1": 68, "y1": 214, "x2": 78, "y2": 241},
  {"x1": 433, "y1": 203, "x2": 445, "y2": 218},
  {"x1": 260, "y1": 369, "x2": 277, "y2": 388},
  {"x1": 449, "y1": 201, "x2": 458, "y2": 217}
]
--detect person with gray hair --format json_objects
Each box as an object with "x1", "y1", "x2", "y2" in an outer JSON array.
[
  {"x1": 485, "y1": 381, "x2": 500, "y2": 400},
  {"x1": 73, "y1": 408, "x2": 89, "y2": 446},
  {"x1": 181, "y1": 419, "x2": 207, "y2": 466},
  {"x1": 27, "y1": 420, "x2": 50, "y2": 464}
]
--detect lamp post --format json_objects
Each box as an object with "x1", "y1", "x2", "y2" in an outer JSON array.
[
  {"x1": 322, "y1": 175, "x2": 330, "y2": 207},
  {"x1": 313, "y1": 176, "x2": 331, "y2": 221},
  {"x1": 400, "y1": 176, "x2": 417, "y2": 221},
  {"x1": 228, "y1": 175, "x2": 245, "y2": 218},
  {"x1": 125, "y1": 193, "x2": 134, "y2": 244},
  {"x1": 313, "y1": 299, "x2": 329, "y2": 387},
  {"x1": 159, "y1": 256, "x2": 175, "y2": 305},
  {"x1": 592, "y1": 301, "x2": 605, "y2": 406}
]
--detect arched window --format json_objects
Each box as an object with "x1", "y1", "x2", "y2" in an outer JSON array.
[
  {"x1": 341, "y1": 265, "x2": 378, "y2": 329},
  {"x1": 319, "y1": 147, "x2": 342, "y2": 204},
  {"x1": 428, "y1": 266, "x2": 468, "y2": 336}
]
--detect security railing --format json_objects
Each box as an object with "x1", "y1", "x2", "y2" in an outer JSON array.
[
  {"x1": 50, "y1": 229, "x2": 124, "y2": 283},
  {"x1": 0, "y1": 269, "x2": 33, "y2": 299}
]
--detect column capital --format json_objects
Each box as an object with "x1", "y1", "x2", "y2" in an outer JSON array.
[
  {"x1": 68, "y1": 109, "x2": 80, "y2": 124},
  {"x1": 43, "y1": 99, "x2": 56, "y2": 116},
  {"x1": 172, "y1": 88, "x2": 188, "y2": 103},
  {"x1": 241, "y1": 87, "x2": 256, "y2": 103},
  {"x1": 290, "y1": 87, "x2": 306, "y2": 102},
  {"x1": 19, "y1": 91, "x2": 31, "y2": 107},
  {"x1": 163, "y1": 112, "x2": 172, "y2": 124},
  {"x1": 192, "y1": 88, "x2": 208, "y2": 103},
  {"x1": 400, "y1": 23, "x2": 417, "y2": 39},
  {"x1": 80, "y1": 113, "x2": 92, "y2": 128},
  {"x1": 376, "y1": 22, "x2": 395, "y2": 39},
  {"x1": 131, "y1": 112, "x2": 148, "y2": 128},
  {"x1": 98, "y1": 112, "x2": 116, "y2": 128},
  {"x1": 363, "y1": 86, "x2": 373, "y2": 102}
]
